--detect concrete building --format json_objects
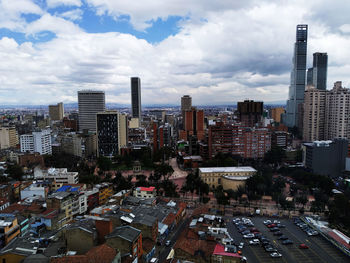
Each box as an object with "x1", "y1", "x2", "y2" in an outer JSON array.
[
  {"x1": 208, "y1": 122, "x2": 271, "y2": 159},
  {"x1": 96, "y1": 111, "x2": 128, "y2": 157},
  {"x1": 325, "y1": 82, "x2": 350, "y2": 140},
  {"x1": 237, "y1": 100, "x2": 263, "y2": 127},
  {"x1": 0, "y1": 127, "x2": 18, "y2": 149},
  {"x1": 133, "y1": 187, "x2": 156, "y2": 199},
  {"x1": 57, "y1": 132, "x2": 83, "y2": 157},
  {"x1": 270, "y1": 107, "x2": 285, "y2": 123},
  {"x1": 48, "y1": 102, "x2": 64, "y2": 121},
  {"x1": 20, "y1": 129, "x2": 52, "y2": 155},
  {"x1": 285, "y1": 24, "x2": 308, "y2": 128},
  {"x1": 181, "y1": 95, "x2": 192, "y2": 123},
  {"x1": 271, "y1": 131, "x2": 288, "y2": 148},
  {"x1": 131, "y1": 77, "x2": 141, "y2": 121},
  {"x1": 303, "y1": 139, "x2": 348, "y2": 177},
  {"x1": 78, "y1": 90, "x2": 105, "y2": 132},
  {"x1": 0, "y1": 215, "x2": 20, "y2": 248},
  {"x1": 34, "y1": 167, "x2": 79, "y2": 184},
  {"x1": 303, "y1": 86, "x2": 327, "y2": 141},
  {"x1": 199, "y1": 167, "x2": 256, "y2": 190},
  {"x1": 20, "y1": 183, "x2": 48, "y2": 200}
]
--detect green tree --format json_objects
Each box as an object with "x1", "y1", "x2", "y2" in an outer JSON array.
[
  {"x1": 6, "y1": 164, "x2": 23, "y2": 180},
  {"x1": 97, "y1": 156, "x2": 112, "y2": 171}
]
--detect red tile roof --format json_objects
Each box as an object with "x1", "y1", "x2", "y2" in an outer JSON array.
[
  {"x1": 213, "y1": 243, "x2": 241, "y2": 258},
  {"x1": 138, "y1": 186, "x2": 155, "y2": 192}
]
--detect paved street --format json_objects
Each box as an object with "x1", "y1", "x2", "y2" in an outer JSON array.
[{"x1": 226, "y1": 216, "x2": 349, "y2": 263}]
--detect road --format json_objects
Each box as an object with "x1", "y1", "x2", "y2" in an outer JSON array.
[
  {"x1": 169, "y1": 158, "x2": 188, "y2": 179},
  {"x1": 158, "y1": 217, "x2": 190, "y2": 263}
]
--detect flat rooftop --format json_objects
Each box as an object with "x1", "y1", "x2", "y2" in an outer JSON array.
[{"x1": 199, "y1": 167, "x2": 257, "y2": 173}]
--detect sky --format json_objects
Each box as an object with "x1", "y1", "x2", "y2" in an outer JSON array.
[{"x1": 0, "y1": 0, "x2": 350, "y2": 106}]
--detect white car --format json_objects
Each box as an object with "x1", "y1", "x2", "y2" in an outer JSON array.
[
  {"x1": 249, "y1": 239, "x2": 260, "y2": 245},
  {"x1": 270, "y1": 252, "x2": 282, "y2": 258},
  {"x1": 239, "y1": 242, "x2": 244, "y2": 249},
  {"x1": 243, "y1": 234, "x2": 255, "y2": 239}
]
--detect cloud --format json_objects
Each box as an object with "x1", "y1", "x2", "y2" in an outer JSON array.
[
  {"x1": 0, "y1": 0, "x2": 350, "y2": 106},
  {"x1": 46, "y1": 0, "x2": 82, "y2": 8}
]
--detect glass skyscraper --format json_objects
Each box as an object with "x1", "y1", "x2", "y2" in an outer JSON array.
[
  {"x1": 284, "y1": 24, "x2": 308, "y2": 128},
  {"x1": 131, "y1": 77, "x2": 141, "y2": 120},
  {"x1": 312, "y1": 52, "x2": 328, "y2": 90}
]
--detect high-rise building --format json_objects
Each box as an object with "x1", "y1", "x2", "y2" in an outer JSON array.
[
  {"x1": 270, "y1": 107, "x2": 285, "y2": 123},
  {"x1": 303, "y1": 86, "x2": 327, "y2": 141},
  {"x1": 0, "y1": 127, "x2": 18, "y2": 149},
  {"x1": 285, "y1": 24, "x2": 308, "y2": 128},
  {"x1": 78, "y1": 91, "x2": 105, "y2": 132},
  {"x1": 179, "y1": 107, "x2": 204, "y2": 141},
  {"x1": 325, "y1": 81, "x2": 350, "y2": 140},
  {"x1": 49, "y1": 102, "x2": 64, "y2": 121},
  {"x1": 20, "y1": 129, "x2": 52, "y2": 155},
  {"x1": 131, "y1": 77, "x2": 141, "y2": 120},
  {"x1": 306, "y1": 68, "x2": 313, "y2": 86},
  {"x1": 237, "y1": 100, "x2": 263, "y2": 127},
  {"x1": 312, "y1": 52, "x2": 328, "y2": 90},
  {"x1": 96, "y1": 111, "x2": 127, "y2": 157},
  {"x1": 208, "y1": 122, "x2": 271, "y2": 159},
  {"x1": 181, "y1": 95, "x2": 192, "y2": 121}
]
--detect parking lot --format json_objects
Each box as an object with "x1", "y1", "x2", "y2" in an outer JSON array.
[{"x1": 226, "y1": 216, "x2": 349, "y2": 263}]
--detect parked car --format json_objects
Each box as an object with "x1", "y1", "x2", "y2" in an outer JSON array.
[
  {"x1": 270, "y1": 252, "x2": 282, "y2": 258},
  {"x1": 282, "y1": 240, "x2": 294, "y2": 245},
  {"x1": 239, "y1": 242, "x2": 244, "y2": 249},
  {"x1": 249, "y1": 239, "x2": 260, "y2": 245},
  {"x1": 273, "y1": 231, "x2": 283, "y2": 236},
  {"x1": 165, "y1": 240, "x2": 171, "y2": 246},
  {"x1": 263, "y1": 220, "x2": 272, "y2": 225},
  {"x1": 267, "y1": 224, "x2": 276, "y2": 228},
  {"x1": 265, "y1": 246, "x2": 277, "y2": 252},
  {"x1": 270, "y1": 227, "x2": 280, "y2": 232},
  {"x1": 243, "y1": 234, "x2": 255, "y2": 239},
  {"x1": 278, "y1": 235, "x2": 288, "y2": 240},
  {"x1": 299, "y1": 244, "x2": 309, "y2": 249}
]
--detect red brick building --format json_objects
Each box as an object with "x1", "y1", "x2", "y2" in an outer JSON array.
[
  {"x1": 180, "y1": 108, "x2": 204, "y2": 141},
  {"x1": 208, "y1": 122, "x2": 271, "y2": 159}
]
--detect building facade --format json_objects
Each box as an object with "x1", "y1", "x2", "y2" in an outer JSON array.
[
  {"x1": 237, "y1": 100, "x2": 263, "y2": 127},
  {"x1": 20, "y1": 129, "x2": 52, "y2": 155},
  {"x1": 49, "y1": 102, "x2": 64, "y2": 121},
  {"x1": 199, "y1": 167, "x2": 256, "y2": 190},
  {"x1": 285, "y1": 24, "x2": 308, "y2": 128},
  {"x1": 0, "y1": 127, "x2": 18, "y2": 149},
  {"x1": 78, "y1": 90, "x2": 105, "y2": 132},
  {"x1": 311, "y1": 52, "x2": 328, "y2": 90},
  {"x1": 325, "y1": 81, "x2": 350, "y2": 140},
  {"x1": 96, "y1": 111, "x2": 127, "y2": 157},
  {"x1": 303, "y1": 87, "x2": 327, "y2": 141},
  {"x1": 131, "y1": 77, "x2": 141, "y2": 120},
  {"x1": 270, "y1": 107, "x2": 284, "y2": 123}
]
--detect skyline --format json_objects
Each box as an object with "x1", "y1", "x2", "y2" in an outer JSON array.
[{"x1": 1, "y1": 1, "x2": 350, "y2": 105}]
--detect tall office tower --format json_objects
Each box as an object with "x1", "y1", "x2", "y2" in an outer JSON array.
[
  {"x1": 306, "y1": 68, "x2": 313, "y2": 86},
  {"x1": 303, "y1": 86, "x2": 327, "y2": 142},
  {"x1": 312, "y1": 52, "x2": 328, "y2": 90},
  {"x1": 0, "y1": 127, "x2": 18, "y2": 149},
  {"x1": 237, "y1": 100, "x2": 263, "y2": 127},
  {"x1": 285, "y1": 24, "x2": 308, "y2": 128},
  {"x1": 78, "y1": 91, "x2": 105, "y2": 132},
  {"x1": 49, "y1": 102, "x2": 64, "y2": 120},
  {"x1": 131, "y1": 77, "x2": 141, "y2": 120},
  {"x1": 181, "y1": 95, "x2": 192, "y2": 120},
  {"x1": 20, "y1": 129, "x2": 52, "y2": 155},
  {"x1": 96, "y1": 111, "x2": 127, "y2": 157},
  {"x1": 325, "y1": 81, "x2": 350, "y2": 140}
]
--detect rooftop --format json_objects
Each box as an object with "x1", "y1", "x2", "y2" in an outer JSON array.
[
  {"x1": 199, "y1": 167, "x2": 257, "y2": 173},
  {"x1": 106, "y1": 225, "x2": 141, "y2": 243}
]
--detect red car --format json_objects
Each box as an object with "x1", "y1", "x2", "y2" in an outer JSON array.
[
  {"x1": 299, "y1": 244, "x2": 309, "y2": 249},
  {"x1": 267, "y1": 224, "x2": 276, "y2": 228}
]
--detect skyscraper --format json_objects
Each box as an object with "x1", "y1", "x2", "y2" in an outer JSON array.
[
  {"x1": 312, "y1": 52, "x2": 328, "y2": 90},
  {"x1": 49, "y1": 102, "x2": 64, "y2": 121},
  {"x1": 78, "y1": 90, "x2": 105, "y2": 132},
  {"x1": 96, "y1": 111, "x2": 127, "y2": 157},
  {"x1": 237, "y1": 100, "x2": 263, "y2": 127},
  {"x1": 131, "y1": 77, "x2": 141, "y2": 120},
  {"x1": 285, "y1": 24, "x2": 308, "y2": 128}
]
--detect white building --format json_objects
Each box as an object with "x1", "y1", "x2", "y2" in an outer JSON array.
[
  {"x1": 20, "y1": 129, "x2": 52, "y2": 155},
  {"x1": 20, "y1": 183, "x2": 48, "y2": 200},
  {"x1": 133, "y1": 186, "x2": 156, "y2": 198},
  {"x1": 34, "y1": 167, "x2": 79, "y2": 184}
]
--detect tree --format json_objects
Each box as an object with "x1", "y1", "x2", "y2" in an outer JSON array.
[
  {"x1": 264, "y1": 146, "x2": 286, "y2": 165},
  {"x1": 97, "y1": 156, "x2": 112, "y2": 171},
  {"x1": 215, "y1": 185, "x2": 229, "y2": 206},
  {"x1": 6, "y1": 164, "x2": 23, "y2": 180},
  {"x1": 154, "y1": 164, "x2": 173, "y2": 180}
]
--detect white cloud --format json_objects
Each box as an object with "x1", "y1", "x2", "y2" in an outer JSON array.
[
  {"x1": 1, "y1": 0, "x2": 350, "y2": 106},
  {"x1": 58, "y1": 9, "x2": 83, "y2": 21},
  {"x1": 47, "y1": 0, "x2": 82, "y2": 8}
]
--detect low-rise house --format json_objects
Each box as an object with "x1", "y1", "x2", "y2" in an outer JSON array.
[
  {"x1": 133, "y1": 186, "x2": 156, "y2": 199},
  {"x1": 65, "y1": 219, "x2": 98, "y2": 254},
  {"x1": 0, "y1": 214, "x2": 20, "y2": 248},
  {"x1": 105, "y1": 225, "x2": 143, "y2": 260}
]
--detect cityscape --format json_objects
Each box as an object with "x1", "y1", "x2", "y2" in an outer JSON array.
[{"x1": 0, "y1": 1, "x2": 350, "y2": 263}]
